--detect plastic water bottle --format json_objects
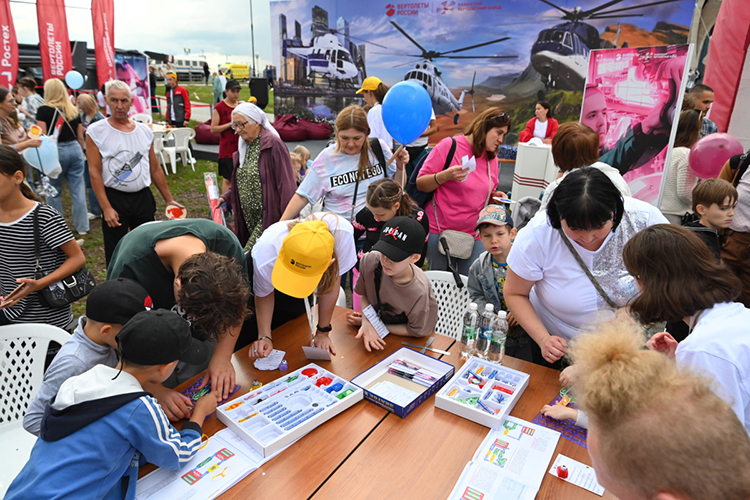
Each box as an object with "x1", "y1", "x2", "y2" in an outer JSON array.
[
  {"x1": 476, "y1": 303, "x2": 495, "y2": 359},
  {"x1": 41, "y1": 175, "x2": 58, "y2": 198},
  {"x1": 460, "y1": 303, "x2": 479, "y2": 358},
  {"x1": 489, "y1": 311, "x2": 508, "y2": 364}
]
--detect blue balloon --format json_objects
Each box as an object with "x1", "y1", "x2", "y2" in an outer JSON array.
[
  {"x1": 381, "y1": 81, "x2": 433, "y2": 146},
  {"x1": 64, "y1": 70, "x2": 84, "y2": 90},
  {"x1": 22, "y1": 136, "x2": 62, "y2": 178}
]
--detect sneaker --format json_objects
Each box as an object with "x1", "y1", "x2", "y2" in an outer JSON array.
[
  {"x1": 87, "y1": 212, "x2": 101, "y2": 220},
  {"x1": 78, "y1": 232, "x2": 88, "y2": 236},
  {"x1": 76, "y1": 239, "x2": 84, "y2": 247}
]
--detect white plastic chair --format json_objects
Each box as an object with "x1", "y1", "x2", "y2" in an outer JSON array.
[
  {"x1": 152, "y1": 130, "x2": 170, "y2": 176},
  {"x1": 336, "y1": 287, "x2": 347, "y2": 308},
  {"x1": 0, "y1": 324, "x2": 71, "y2": 497},
  {"x1": 425, "y1": 271, "x2": 470, "y2": 339},
  {"x1": 132, "y1": 113, "x2": 153, "y2": 124},
  {"x1": 163, "y1": 128, "x2": 196, "y2": 174}
]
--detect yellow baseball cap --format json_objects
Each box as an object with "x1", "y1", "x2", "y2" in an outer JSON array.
[
  {"x1": 272, "y1": 221, "x2": 335, "y2": 298},
  {"x1": 356, "y1": 76, "x2": 383, "y2": 94}
]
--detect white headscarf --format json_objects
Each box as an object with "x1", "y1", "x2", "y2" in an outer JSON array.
[
  {"x1": 233, "y1": 102, "x2": 280, "y2": 165},
  {"x1": 233, "y1": 102, "x2": 279, "y2": 138}
]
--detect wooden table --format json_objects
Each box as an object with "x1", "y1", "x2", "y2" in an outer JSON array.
[{"x1": 145, "y1": 308, "x2": 612, "y2": 499}]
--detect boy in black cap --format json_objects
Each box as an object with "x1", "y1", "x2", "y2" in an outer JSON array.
[
  {"x1": 24, "y1": 278, "x2": 156, "y2": 435},
  {"x1": 6, "y1": 309, "x2": 217, "y2": 500},
  {"x1": 352, "y1": 216, "x2": 438, "y2": 351}
]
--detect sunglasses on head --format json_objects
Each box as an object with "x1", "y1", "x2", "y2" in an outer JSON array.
[{"x1": 492, "y1": 113, "x2": 510, "y2": 124}]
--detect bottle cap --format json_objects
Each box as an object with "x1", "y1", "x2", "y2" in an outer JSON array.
[
  {"x1": 484, "y1": 303, "x2": 494, "y2": 312},
  {"x1": 279, "y1": 360, "x2": 288, "y2": 371},
  {"x1": 469, "y1": 303, "x2": 478, "y2": 311},
  {"x1": 497, "y1": 311, "x2": 507, "y2": 319}
]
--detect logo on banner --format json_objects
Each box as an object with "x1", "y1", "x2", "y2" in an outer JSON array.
[
  {"x1": 437, "y1": 1, "x2": 455, "y2": 14},
  {"x1": 385, "y1": 4, "x2": 395, "y2": 16},
  {"x1": 387, "y1": 2, "x2": 430, "y2": 17}
]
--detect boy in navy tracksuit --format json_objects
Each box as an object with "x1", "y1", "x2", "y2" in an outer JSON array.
[{"x1": 5, "y1": 309, "x2": 218, "y2": 500}]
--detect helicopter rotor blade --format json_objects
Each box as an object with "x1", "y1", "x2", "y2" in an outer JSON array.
[
  {"x1": 389, "y1": 20, "x2": 429, "y2": 55},
  {"x1": 439, "y1": 37, "x2": 510, "y2": 56},
  {"x1": 393, "y1": 60, "x2": 419, "y2": 68},
  {"x1": 471, "y1": 71, "x2": 476, "y2": 112},
  {"x1": 591, "y1": 0, "x2": 682, "y2": 16},
  {"x1": 581, "y1": 0, "x2": 624, "y2": 17},
  {"x1": 330, "y1": 31, "x2": 389, "y2": 49},
  {"x1": 537, "y1": 0, "x2": 571, "y2": 17},
  {"x1": 440, "y1": 55, "x2": 519, "y2": 59},
  {"x1": 588, "y1": 13, "x2": 642, "y2": 19}
]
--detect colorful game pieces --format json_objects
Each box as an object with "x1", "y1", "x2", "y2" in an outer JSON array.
[{"x1": 302, "y1": 368, "x2": 318, "y2": 377}]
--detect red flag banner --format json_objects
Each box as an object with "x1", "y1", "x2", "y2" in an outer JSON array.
[
  {"x1": 37, "y1": 0, "x2": 72, "y2": 81},
  {"x1": 91, "y1": 0, "x2": 115, "y2": 87},
  {"x1": 0, "y1": 1, "x2": 18, "y2": 88}
]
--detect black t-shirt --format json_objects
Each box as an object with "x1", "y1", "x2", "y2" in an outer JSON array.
[
  {"x1": 36, "y1": 105, "x2": 82, "y2": 143},
  {"x1": 353, "y1": 205, "x2": 430, "y2": 268}
]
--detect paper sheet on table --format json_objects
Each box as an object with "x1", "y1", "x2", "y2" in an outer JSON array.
[
  {"x1": 369, "y1": 380, "x2": 420, "y2": 406},
  {"x1": 548, "y1": 454, "x2": 605, "y2": 496},
  {"x1": 461, "y1": 155, "x2": 476, "y2": 182},
  {"x1": 362, "y1": 304, "x2": 390, "y2": 339},
  {"x1": 253, "y1": 349, "x2": 285, "y2": 370},
  {"x1": 302, "y1": 345, "x2": 331, "y2": 361},
  {"x1": 446, "y1": 417, "x2": 560, "y2": 500},
  {"x1": 135, "y1": 428, "x2": 291, "y2": 500}
]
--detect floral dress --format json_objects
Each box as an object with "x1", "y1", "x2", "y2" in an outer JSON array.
[{"x1": 237, "y1": 135, "x2": 263, "y2": 252}]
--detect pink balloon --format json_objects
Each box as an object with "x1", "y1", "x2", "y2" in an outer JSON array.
[{"x1": 689, "y1": 133, "x2": 744, "y2": 178}]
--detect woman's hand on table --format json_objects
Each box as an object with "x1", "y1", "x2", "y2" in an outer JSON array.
[
  {"x1": 355, "y1": 323, "x2": 386, "y2": 352},
  {"x1": 204, "y1": 356, "x2": 237, "y2": 400},
  {"x1": 541, "y1": 335, "x2": 567, "y2": 364},
  {"x1": 646, "y1": 332, "x2": 679, "y2": 359},
  {"x1": 312, "y1": 332, "x2": 336, "y2": 355},
  {"x1": 249, "y1": 337, "x2": 273, "y2": 359},
  {"x1": 442, "y1": 165, "x2": 469, "y2": 183}
]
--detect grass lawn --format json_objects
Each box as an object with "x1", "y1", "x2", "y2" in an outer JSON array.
[
  {"x1": 59, "y1": 159, "x2": 221, "y2": 319},
  {"x1": 182, "y1": 85, "x2": 274, "y2": 114}
]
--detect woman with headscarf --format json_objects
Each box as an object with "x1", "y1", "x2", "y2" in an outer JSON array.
[{"x1": 218, "y1": 102, "x2": 296, "y2": 252}]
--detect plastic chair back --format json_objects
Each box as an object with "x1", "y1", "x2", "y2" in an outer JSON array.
[
  {"x1": 425, "y1": 271, "x2": 470, "y2": 339},
  {"x1": 336, "y1": 287, "x2": 347, "y2": 308},
  {"x1": 132, "y1": 113, "x2": 153, "y2": 124},
  {"x1": 167, "y1": 128, "x2": 196, "y2": 151},
  {"x1": 0, "y1": 323, "x2": 71, "y2": 496}
]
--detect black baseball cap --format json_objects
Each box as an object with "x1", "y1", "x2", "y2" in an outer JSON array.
[
  {"x1": 225, "y1": 79, "x2": 241, "y2": 91},
  {"x1": 372, "y1": 216, "x2": 426, "y2": 263},
  {"x1": 116, "y1": 309, "x2": 210, "y2": 366},
  {"x1": 87, "y1": 278, "x2": 153, "y2": 326}
]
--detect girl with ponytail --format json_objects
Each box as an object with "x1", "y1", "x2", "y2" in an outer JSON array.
[{"x1": 0, "y1": 145, "x2": 85, "y2": 328}]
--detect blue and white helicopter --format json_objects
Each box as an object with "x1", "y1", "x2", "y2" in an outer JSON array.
[{"x1": 530, "y1": 0, "x2": 683, "y2": 90}]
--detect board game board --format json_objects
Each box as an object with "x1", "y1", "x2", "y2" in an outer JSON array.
[
  {"x1": 181, "y1": 375, "x2": 242, "y2": 414},
  {"x1": 531, "y1": 394, "x2": 588, "y2": 449}
]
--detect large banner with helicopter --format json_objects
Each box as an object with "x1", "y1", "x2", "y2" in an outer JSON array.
[
  {"x1": 582, "y1": 44, "x2": 691, "y2": 206},
  {"x1": 270, "y1": 0, "x2": 694, "y2": 144}
]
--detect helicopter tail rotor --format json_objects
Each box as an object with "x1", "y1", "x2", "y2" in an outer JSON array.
[{"x1": 470, "y1": 71, "x2": 476, "y2": 112}]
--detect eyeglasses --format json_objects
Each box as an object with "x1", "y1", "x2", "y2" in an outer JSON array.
[
  {"x1": 492, "y1": 113, "x2": 510, "y2": 124},
  {"x1": 231, "y1": 121, "x2": 249, "y2": 131}
]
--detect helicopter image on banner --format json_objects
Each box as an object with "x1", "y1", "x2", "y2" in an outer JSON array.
[
  {"x1": 287, "y1": 33, "x2": 359, "y2": 82},
  {"x1": 530, "y1": 0, "x2": 682, "y2": 90},
  {"x1": 388, "y1": 20, "x2": 517, "y2": 124}
]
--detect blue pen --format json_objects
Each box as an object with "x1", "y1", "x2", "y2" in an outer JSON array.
[{"x1": 477, "y1": 400, "x2": 494, "y2": 415}]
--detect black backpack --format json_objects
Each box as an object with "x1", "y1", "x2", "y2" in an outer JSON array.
[
  {"x1": 728, "y1": 151, "x2": 750, "y2": 188},
  {"x1": 406, "y1": 138, "x2": 457, "y2": 209}
]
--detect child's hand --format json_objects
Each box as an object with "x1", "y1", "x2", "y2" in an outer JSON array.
[
  {"x1": 506, "y1": 311, "x2": 519, "y2": 328},
  {"x1": 559, "y1": 364, "x2": 581, "y2": 388},
  {"x1": 647, "y1": 332, "x2": 679, "y2": 359},
  {"x1": 346, "y1": 311, "x2": 363, "y2": 326},
  {"x1": 190, "y1": 392, "x2": 219, "y2": 422},
  {"x1": 541, "y1": 404, "x2": 577, "y2": 422},
  {"x1": 355, "y1": 323, "x2": 386, "y2": 352}
]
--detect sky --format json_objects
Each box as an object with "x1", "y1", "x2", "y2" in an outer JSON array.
[
  {"x1": 269, "y1": 0, "x2": 695, "y2": 87},
  {"x1": 9, "y1": 0, "x2": 277, "y2": 71}
]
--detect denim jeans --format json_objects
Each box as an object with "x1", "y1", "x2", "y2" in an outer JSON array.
[
  {"x1": 83, "y1": 160, "x2": 101, "y2": 216},
  {"x1": 426, "y1": 232, "x2": 485, "y2": 276},
  {"x1": 47, "y1": 140, "x2": 90, "y2": 234}
]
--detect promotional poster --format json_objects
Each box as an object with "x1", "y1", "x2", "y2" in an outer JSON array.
[
  {"x1": 582, "y1": 44, "x2": 691, "y2": 205},
  {"x1": 114, "y1": 52, "x2": 149, "y2": 117},
  {"x1": 270, "y1": 0, "x2": 694, "y2": 142}
]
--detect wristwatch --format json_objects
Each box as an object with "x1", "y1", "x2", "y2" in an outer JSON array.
[{"x1": 316, "y1": 324, "x2": 332, "y2": 333}]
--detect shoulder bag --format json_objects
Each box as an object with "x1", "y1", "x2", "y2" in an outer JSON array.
[
  {"x1": 349, "y1": 138, "x2": 388, "y2": 220},
  {"x1": 557, "y1": 227, "x2": 618, "y2": 309},
  {"x1": 33, "y1": 206, "x2": 97, "y2": 308}
]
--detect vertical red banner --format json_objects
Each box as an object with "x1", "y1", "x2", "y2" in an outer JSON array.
[
  {"x1": 0, "y1": 1, "x2": 18, "y2": 88},
  {"x1": 91, "y1": 0, "x2": 115, "y2": 87},
  {"x1": 37, "y1": 0, "x2": 72, "y2": 81}
]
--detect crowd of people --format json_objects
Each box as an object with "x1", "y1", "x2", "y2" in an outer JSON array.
[{"x1": 2, "y1": 72, "x2": 750, "y2": 500}]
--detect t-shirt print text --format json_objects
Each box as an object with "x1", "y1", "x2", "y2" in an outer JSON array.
[{"x1": 330, "y1": 164, "x2": 384, "y2": 188}]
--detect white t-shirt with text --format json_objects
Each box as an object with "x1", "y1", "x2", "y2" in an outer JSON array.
[{"x1": 86, "y1": 119, "x2": 153, "y2": 192}]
